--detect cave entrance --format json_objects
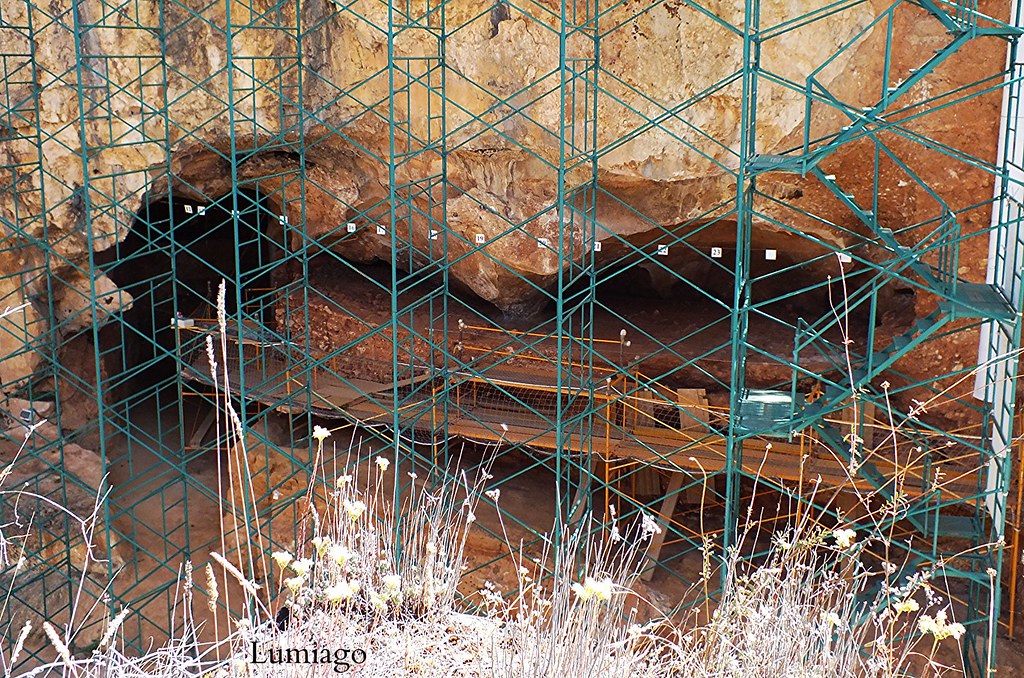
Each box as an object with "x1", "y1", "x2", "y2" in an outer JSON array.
[
  {"x1": 576, "y1": 234, "x2": 875, "y2": 393},
  {"x1": 101, "y1": 189, "x2": 280, "y2": 396},
  {"x1": 88, "y1": 188, "x2": 295, "y2": 652},
  {"x1": 94, "y1": 187, "x2": 285, "y2": 484}
]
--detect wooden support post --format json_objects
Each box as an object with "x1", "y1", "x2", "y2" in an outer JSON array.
[
  {"x1": 860, "y1": 401, "x2": 876, "y2": 449},
  {"x1": 642, "y1": 471, "x2": 686, "y2": 582},
  {"x1": 187, "y1": 407, "x2": 218, "y2": 451},
  {"x1": 682, "y1": 481, "x2": 704, "y2": 505},
  {"x1": 605, "y1": 399, "x2": 611, "y2": 456}
]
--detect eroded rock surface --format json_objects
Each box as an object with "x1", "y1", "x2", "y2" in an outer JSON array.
[
  {"x1": 0, "y1": 1, "x2": 1011, "y2": 422},
  {"x1": 0, "y1": 420, "x2": 128, "y2": 649}
]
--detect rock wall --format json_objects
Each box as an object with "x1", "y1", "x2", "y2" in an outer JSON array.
[
  {"x1": 0, "y1": 1, "x2": 1012, "y2": 415},
  {"x1": 0, "y1": 419, "x2": 129, "y2": 649}
]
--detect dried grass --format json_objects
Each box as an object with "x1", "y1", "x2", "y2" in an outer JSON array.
[{"x1": 0, "y1": 283, "x2": 979, "y2": 678}]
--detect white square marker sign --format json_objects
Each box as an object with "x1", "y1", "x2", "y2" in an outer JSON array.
[
  {"x1": 346, "y1": 222, "x2": 357, "y2": 233},
  {"x1": 474, "y1": 233, "x2": 485, "y2": 244},
  {"x1": 765, "y1": 249, "x2": 777, "y2": 261},
  {"x1": 711, "y1": 247, "x2": 723, "y2": 258}
]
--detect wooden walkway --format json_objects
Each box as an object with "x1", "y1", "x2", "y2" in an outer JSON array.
[{"x1": 177, "y1": 324, "x2": 980, "y2": 502}]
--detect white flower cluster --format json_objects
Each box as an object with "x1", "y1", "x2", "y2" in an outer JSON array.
[
  {"x1": 363, "y1": 574, "x2": 405, "y2": 612},
  {"x1": 325, "y1": 579, "x2": 360, "y2": 604},
  {"x1": 640, "y1": 512, "x2": 663, "y2": 538},
  {"x1": 571, "y1": 576, "x2": 614, "y2": 602},
  {"x1": 832, "y1": 528, "x2": 857, "y2": 550},
  {"x1": 917, "y1": 610, "x2": 965, "y2": 641},
  {"x1": 312, "y1": 425, "x2": 331, "y2": 443},
  {"x1": 272, "y1": 555, "x2": 315, "y2": 594},
  {"x1": 383, "y1": 574, "x2": 401, "y2": 594},
  {"x1": 271, "y1": 535, "x2": 364, "y2": 610},
  {"x1": 290, "y1": 558, "x2": 314, "y2": 576},
  {"x1": 344, "y1": 499, "x2": 367, "y2": 521},
  {"x1": 329, "y1": 543, "x2": 354, "y2": 566},
  {"x1": 272, "y1": 550, "x2": 292, "y2": 570}
]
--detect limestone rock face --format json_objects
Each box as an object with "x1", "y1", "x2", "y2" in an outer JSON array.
[{"x1": 0, "y1": 1, "x2": 1009, "y2": 399}]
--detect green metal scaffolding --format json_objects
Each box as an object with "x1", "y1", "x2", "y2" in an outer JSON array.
[{"x1": 2, "y1": 1, "x2": 1024, "y2": 674}]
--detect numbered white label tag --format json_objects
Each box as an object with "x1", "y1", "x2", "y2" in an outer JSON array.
[
  {"x1": 376, "y1": 225, "x2": 386, "y2": 235},
  {"x1": 430, "y1": 229, "x2": 439, "y2": 241},
  {"x1": 184, "y1": 204, "x2": 193, "y2": 214},
  {"x1": 656, "y1": 245, "x2": 669, "y2": 256},
  {"x1": 474, "y1": 233, "x2": 485, "y2": 244},
  {"x1": 346, "y1": 222, "x2": 356, "y2": 233},
  {"x1": 593, "y1": 241, "x2": 602, "y2": 252},
  {"x1": 711, "y1": 247, "x2": 723, "y2": 258},
  {"x1": 538, "y1": 237, "x2": 551, "y2": 249}
]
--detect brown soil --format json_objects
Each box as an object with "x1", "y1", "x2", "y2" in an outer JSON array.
[{"x1": 292, "y1": 261, "x2": 886, "y2": 399}]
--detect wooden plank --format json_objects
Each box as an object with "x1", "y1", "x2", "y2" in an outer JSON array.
[
  {"x1": 187, "y1": 407, "x2": 217, "y2": 449},
  {"x1": 183, "y1": 348, "x2": 978, "y2": 501},
  {"x1": 642, "y1": 471, "x2": 686, "y2": 581}
]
